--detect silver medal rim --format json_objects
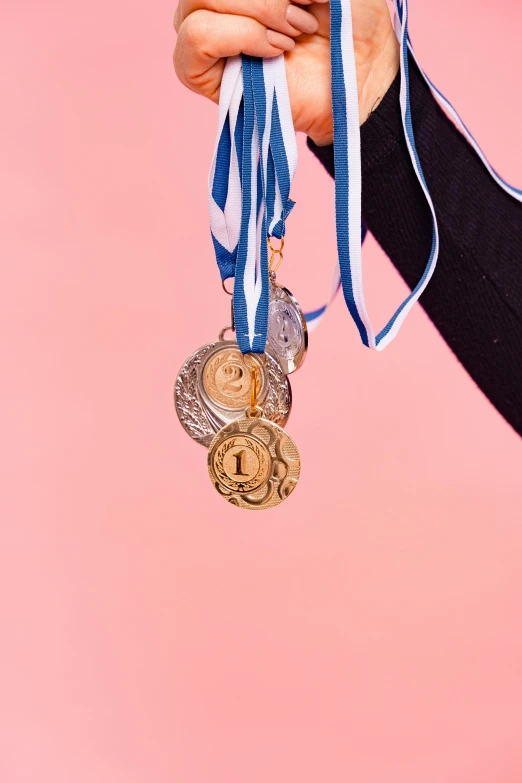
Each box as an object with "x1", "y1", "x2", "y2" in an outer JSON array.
[
  {"x1": 268, "y1": 282, "x2": 308, "y2": 375},
  {"x1": 174, "y1": 337, "x2": 292, "y2": 448}
]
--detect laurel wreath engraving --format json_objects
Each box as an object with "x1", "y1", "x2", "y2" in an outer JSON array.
[
  {"x1": 263, "y1": 354, "x2": 292, "y2": 425},
  {"x1": 174, "y1": 342, "x2": 217, "y2": 446}
]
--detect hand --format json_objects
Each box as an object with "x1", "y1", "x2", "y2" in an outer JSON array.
[{"x1": 173, "y1": 0, "x2": 399, "y2": 146}]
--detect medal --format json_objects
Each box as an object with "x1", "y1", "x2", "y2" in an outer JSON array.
[
  {"x1": 174, "y1": 56, "x2": 304, "y2": 509},
  {"x1": 266, "y1": 238, "x2": 308, "y2": 375},
  {"x1": 207, "y1": 358, "x2": 300, "y2": 510},
  {"x1": 175, "y1": 328, "x2": 291, "y2": 448}
]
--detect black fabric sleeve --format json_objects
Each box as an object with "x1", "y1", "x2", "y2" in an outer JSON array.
[{"x1": 307, "y1": 60, "x2": 522, "y2": 438}]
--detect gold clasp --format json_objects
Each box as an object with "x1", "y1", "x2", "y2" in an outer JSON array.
[
  {"x1": 268, "y1": 236, "x2": 285, "y2": 276},
  {"x1": 222, "y1": 279, "x2": 234, "y2": 296},
  {"x1": 250, "y1": 364, "x2": 258, "y2": 410},
  {"x1": 221, "y1": 278, "x2": 235, "y2": 332},
  {"x1": 243, "y1": 353, "x2": 264, "y2": 418}
]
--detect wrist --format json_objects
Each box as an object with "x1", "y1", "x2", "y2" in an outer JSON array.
[
  {"x1": 307, "y1": 33, "x2": 399, "y2": 147},
  {"x1": 358, "y1": 33, "x2": 400, "y2": 124}
]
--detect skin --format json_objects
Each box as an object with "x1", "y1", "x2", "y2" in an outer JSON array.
[{"x1": 173, "y1": 0, "x2": 400, "y2": 147}]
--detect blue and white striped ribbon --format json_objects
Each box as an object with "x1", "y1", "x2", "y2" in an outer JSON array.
[
  {"x1": 328, "y1": 0, "x2": 439, "y2": 350},
  {"x1": 309, "y1": 0, "x2": 522, "y2": 339},
  {"x1": 209, "y1": 54, "x2": 297, "y2": 354},
  {"x1": 304, "y1": 222, "x2": 368, "y2": 333},
  {"x1": 209, "y1": 1, "x2": 521, "y2": 353},
  {"x1": 393, "y1": 0, "x2": 522, "y2": 203}
]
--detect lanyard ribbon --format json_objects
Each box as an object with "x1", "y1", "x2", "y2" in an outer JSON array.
[
  {"x1": 327, "y1": 0, "x2": 439, "y2": 350},
  {"x1": 208, "y1": 54, "x2": 297, "y2": 354},
  {"x1": 209, "y1": 0, "x2": 521, "y2": 354},
  {"x1": 393, "y1": 0, "x2": 522, "y2": 203}
]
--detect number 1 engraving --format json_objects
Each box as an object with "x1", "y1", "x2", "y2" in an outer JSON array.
[{"x1": 233, "y1": 450, "x2": 248, "y2": 477}]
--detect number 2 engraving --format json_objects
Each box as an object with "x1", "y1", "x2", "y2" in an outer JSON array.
[{"x1": 223, "y1": 363, "x2": 244, "y2": 393}]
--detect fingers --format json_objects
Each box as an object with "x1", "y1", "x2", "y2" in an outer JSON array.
[
  {"x1": 174, "y1": 0, "x2": 321, "y2": 38},
  {"x1": 174, "y1": 10, "x2": 295, "y2": 100}
]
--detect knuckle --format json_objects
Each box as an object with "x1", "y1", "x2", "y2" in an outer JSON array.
[
  {"x1": 173, "y1": 1, "x2": 188, "y2": 32},
  {"x1": 259, "y1": 0, "x2": 284, "y2": 24},
  {"x1": 240, "y1": 15, "x2": 258, "y2": 42},
  {"x1": 181, "y1": 9, "x2": 210, "y2": 47},
  {"x1": 172, "y1": 44, "x2": 186, "y2": 81},
  {"x1": 185, "y1": 9, "x2": 214, "y2": 47}
]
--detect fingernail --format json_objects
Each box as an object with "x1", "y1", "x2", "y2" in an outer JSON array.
[
  {"x1": 286, "y1": 5, "x2": 319, "y2": 34},
  {"x1": 266, "y1": 29, "x2": 295, "y2": 51}
]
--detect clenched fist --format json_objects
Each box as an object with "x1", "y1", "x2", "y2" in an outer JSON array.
[{"x1": 173, "y1": 0, "x2": 399, "y2": 147}]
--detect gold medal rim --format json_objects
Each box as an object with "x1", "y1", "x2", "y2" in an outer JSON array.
[{"x1": 207, "y1": 416, "x2": 301, "y2": 511}]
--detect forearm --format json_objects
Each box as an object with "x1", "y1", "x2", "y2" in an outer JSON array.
[{"x1": 308, "y1": 58, "x2": 522, "y2": 436}]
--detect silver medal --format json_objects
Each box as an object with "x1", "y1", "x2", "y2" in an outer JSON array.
[
  {"x1": 267, "y1": 278, "x2": 308, "y2": 375},
  {"x1": 175, "y1": 329, "x2": 292, "y2": 447}
]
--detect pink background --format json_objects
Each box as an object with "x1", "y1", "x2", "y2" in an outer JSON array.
[{"x1": 2, "y1": 1, "x2": 522, "y2": 781}]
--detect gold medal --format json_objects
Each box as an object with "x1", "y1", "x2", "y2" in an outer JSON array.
[{"x1": 207, "y1": 357, "x2": 300, "y2": 510}]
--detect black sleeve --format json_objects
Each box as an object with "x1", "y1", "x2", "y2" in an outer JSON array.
[{"x1": 308, "y1": 59, "x2": 522, "y2": 438}]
